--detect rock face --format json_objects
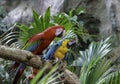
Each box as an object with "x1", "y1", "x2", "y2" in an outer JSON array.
[
  {"x1": 1, "y1": 0, "x2": 64, "y2": 27},
  {"x1": 0, "y1": 0, "x2": 20, "y2": 12},
  {"x1": 63, "y1": 0, "x2": 120, "y2": 36},
  {"x1": 65, "y1": 0, "x2": 120, "y2": 45},
  {"x1": 84, "y1": 0, "x2": 120, "y2": 36},
  {"x1": 2, "y1": 0, "x2": 33, "y2": 27}
]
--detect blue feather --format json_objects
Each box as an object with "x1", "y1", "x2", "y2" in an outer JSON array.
[
  {"x1": 24, "y1": 40, "x2": 41, "y2": 52},
  {"x1": 44, "y1": 38, "x2": 66, "y2": 60}
]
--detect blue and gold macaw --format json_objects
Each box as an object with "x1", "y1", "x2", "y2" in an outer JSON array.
[{"x1": 44, "y1": 38, "x2": 76, "y2": 60}]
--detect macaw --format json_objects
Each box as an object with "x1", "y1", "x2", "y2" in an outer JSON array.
[
  {"x1": 44, "y1": 39, "x2": 76, "y2": 60},
  {"x1": 9, "y1": 26, "x2": 65, "y2": 84}
]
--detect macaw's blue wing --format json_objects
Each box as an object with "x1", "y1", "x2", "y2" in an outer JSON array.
[
  {"x1": 12, "y1": 64, "x2": 26, "y2": 84},
  {"x1": 23, "y1": 40, "x2": 41, "y2": 51},
  {"x1": 44, "y1": 44, "x2": 59, "y2": 60},
  {"x1": 44, "y1": 39, "x2": 63, "y2": 60}
]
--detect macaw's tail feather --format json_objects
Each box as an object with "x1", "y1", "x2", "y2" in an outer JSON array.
[
  {"x1": 12, "y1": 64, "x2": 26, "y2": 84},
  {"x1": 9, "y1": 62, "x2": 20, "y2": 73}
]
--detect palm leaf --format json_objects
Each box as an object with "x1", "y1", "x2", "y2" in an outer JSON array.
[
  {"x1": 72, "y1": 37, "x2": 112, "y2": 66},
  {"x1": 98, "y1": 70, "x2": 120, "y2": 84},
  {"x1": 80, "y1": 58, "x2": 111, "y2": 84},
  {"x1": 71, "y1": 37, "x2": 112, "y2": 84}
]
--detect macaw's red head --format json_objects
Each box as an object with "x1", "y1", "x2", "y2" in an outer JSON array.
[{"x1": 44, "y1": 26, "x2": 65, "y2": 38}]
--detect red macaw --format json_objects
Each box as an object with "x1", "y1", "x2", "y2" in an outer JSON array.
[{"x1": 9, "y1": 26, "x2": 65, "y2": 84}]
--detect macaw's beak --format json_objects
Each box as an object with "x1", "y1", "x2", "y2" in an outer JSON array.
[{"x1": 67, "y1": 41, "x2": 76, "y2": 48}]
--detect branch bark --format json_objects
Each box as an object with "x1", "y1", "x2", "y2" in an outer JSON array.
[
  {"x1": 0, "y1": 45, "x2": 80, "y2": 84},
  {"x1": 0, "y1": 45, "x2": 42, "y2": 69}
]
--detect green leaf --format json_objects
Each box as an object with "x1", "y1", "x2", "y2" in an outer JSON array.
[
  {"x1": 30, "y1": 64, "x2": 48, "y2": 84},
  {"x1": 98, "y1": 70, "x2": 120, "y2": 84},
  {"x1": 72, "y1": 37, "x2": 112, "y2": 66},
  {"x1": 38, "y1": 64, "x2": 58, "y2": 84},
  {"x1": 32, "y1": 9, "x2": 41, "y2": 28},
  {"x1": 30, "y1": 64, "x2": 59, "y2": 84},
  {"x1": 17, "y1": 25, "x2": 29, "y2": 34},
  {"x1": 43, "y1": 7, "x2": 50, "y2": 29}
]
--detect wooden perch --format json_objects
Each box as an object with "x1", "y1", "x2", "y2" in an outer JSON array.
[
  {"x1": 0, "y1": 45, "x2": 42, "y2": 69},
  {"x1": 0, "y1": 45, "x2": 80, "y2": 84},
  {"x1": 64, "y1": 69, "x2": 80, "y2": 84}
]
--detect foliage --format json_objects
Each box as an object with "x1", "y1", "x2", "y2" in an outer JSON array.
[
  {"x1": 17, "y1": 7, "x2": 52, "y2": 45},
  {"x1": 30, "y1": 64, "x2": 62, "y2": 84},
  {"x1": 1, "y1": 7, "x2": 118, "y2": 84},
  {"x1": 0, "y1": 7, "x2": 8, "y2": 35},
  {"x1": 53, "y1": 7, "x2": 87, "y2": 36},
  {"x1": 73, "y1": 37, "x2": 112, "y2": 66},
  {"x1": 0, "y1": 60, "x2": 12, "y2": 84},
  {"x1": 74, "y1": 38, "x2": 112, "y2": 84},
  {"x1": 80, "y1": 57, "x2": 111, "y2": 84},
  {"x1": 71, "y1": 37, "x2": 120, "y2": 84},
  {"x1": 0, "y1": 59, "x2": 32, "y2": 84},
  {"x1": 0, "y1": 24, "x2": 19, "y2": 47},
  {"x1": 98, "y1": 70, "x2": 120, "y2": 84}
]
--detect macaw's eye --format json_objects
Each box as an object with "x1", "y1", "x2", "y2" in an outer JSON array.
[{"x1": 55, "y1": 28, "x2": 65, "y2": 37}]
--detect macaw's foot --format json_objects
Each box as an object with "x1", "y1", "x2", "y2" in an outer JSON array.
[
  {"x1": 28, "y1": 68, "x2": 39, "y2": 80},
  {"x1": 28, "y1": 74, "x2": 35, "y2": 80}
]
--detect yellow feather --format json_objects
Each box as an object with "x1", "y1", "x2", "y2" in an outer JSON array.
[{"x1": 53, "y1": 39, "x2": 69, "y2": 59}]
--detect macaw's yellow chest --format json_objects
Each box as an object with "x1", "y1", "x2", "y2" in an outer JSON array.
[{"x1": 53, "y1": 39, "x2": 69, "y2": 60}]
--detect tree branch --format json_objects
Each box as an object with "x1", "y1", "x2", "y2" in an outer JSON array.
[
  {"x1": 0, "y1": 45, "x2": 42, "y2": 69},
  {"x1": 0, "y1": 45, "x2": 80, "y2": 84}
]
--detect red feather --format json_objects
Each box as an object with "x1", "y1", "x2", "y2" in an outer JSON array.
[{"x1": 9, "y1": 26, "x2": 65, "y2": 84}]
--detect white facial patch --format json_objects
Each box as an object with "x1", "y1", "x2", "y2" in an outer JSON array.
[{"x1": 55, "y1": 28, "x2": 63, "y2": 36}]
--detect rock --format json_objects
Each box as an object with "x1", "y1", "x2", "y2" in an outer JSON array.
[
  {"x1": 2, "y1": 0, "x2": 64, "y2": 27},
  {"x1": 2, "y1": 0, "x2": 34, "y2": 27},
  {"x1": 65, "y1": 0, "x2": 120, "y2": 46}
]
